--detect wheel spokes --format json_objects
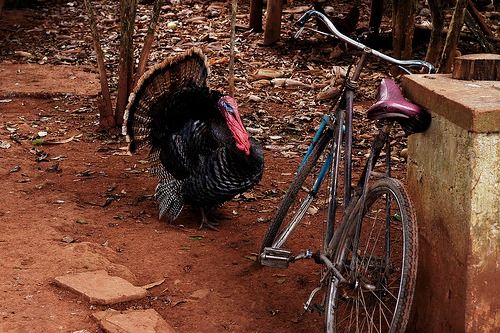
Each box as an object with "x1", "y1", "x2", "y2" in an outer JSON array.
[{"x1": 332, "y1": 188, "x2": 407, "y2": 332}]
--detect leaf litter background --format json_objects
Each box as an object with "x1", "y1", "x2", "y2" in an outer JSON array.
[{"x1": 2, "y1": 0, "x2": 494, "y2": 331}]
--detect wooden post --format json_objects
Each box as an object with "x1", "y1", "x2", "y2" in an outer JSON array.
[
  {"x1": 368, "y1": 0, "x2": 384, "y2": 34},
  {"x1": 425, "y1": 0, "x2": 445, "y2": 66},
  {"x1": 263, "y1": 0, "x2": 282, "y2": 45},
  {"x1": 249, "y1": 0, "x2": 263, "y2": 32},
  {"x1": 392, "y1": 0, "x2": 417, "y2": 59},
  {"x1": 0, "y1": 0, "x2": 6, "y2": 17}
]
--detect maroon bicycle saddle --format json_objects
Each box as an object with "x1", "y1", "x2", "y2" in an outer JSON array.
[{"x1": 367, "y1": 78, "x2": 431, "y2": 133}]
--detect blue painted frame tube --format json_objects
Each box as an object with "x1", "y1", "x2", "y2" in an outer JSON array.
[
  {"x1": 311, "y1": 152, "x2": 332, "y2": 195},
  {"x1": 299, "y1": 114, "x2": 330, "y2": 171}
]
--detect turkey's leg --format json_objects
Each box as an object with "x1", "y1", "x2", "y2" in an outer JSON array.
[{"x1": 199, "y1": 208, "x2": 220, "y2": 231}]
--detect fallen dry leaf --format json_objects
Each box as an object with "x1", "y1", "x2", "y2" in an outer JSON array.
[
  {"x1": 43, "y1": 135, "x2": 80, "y2": 145},
  {"x1": 141, "y1": 278, "x2": 166, "y2": 290},
  {"x1": 249, "y1": 68, "x2": 285, "y2": 81},
  {"x1": 271, "y1": 78, "x2": 313, "y2": 89}
]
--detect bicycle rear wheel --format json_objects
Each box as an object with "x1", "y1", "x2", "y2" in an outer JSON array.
[
  {"x1": 260, "y1": 127, "x2": 334, "y2": 251},
  {"x1": 325, "y1": 177, "x2": 418, "y2": 333}
]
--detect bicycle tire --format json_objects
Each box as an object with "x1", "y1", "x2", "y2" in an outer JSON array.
[
  {"x1": 325, "y1": 177, "x2": 418, "y2": 333},
  {"x1": 260, "y1": 127, "x2": 333, "y2": 251}
]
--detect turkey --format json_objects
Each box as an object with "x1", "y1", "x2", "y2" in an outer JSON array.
[{"x1": 123, "y1": 48, "x2": 264, "y2": 230}]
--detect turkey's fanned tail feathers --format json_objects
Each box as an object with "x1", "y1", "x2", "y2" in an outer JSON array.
[{"x1": 123, "y1": 47, "x2": 209, "y2": 153}]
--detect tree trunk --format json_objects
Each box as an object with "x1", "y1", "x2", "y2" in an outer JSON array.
[
  {"x1": 439, "y1": 0, "x2": 467, "y2": 73},
  {"x1": 115, "y1": 0, "x2": 137, "y2": 127},
  {"x1": 249, "y1": 0, "x2": 263, "y2": 32},
  {"x1": 392, "y1": 0, "x2": 417, "y2": 59},
  {"x1": 425, "y1": 0, "x2": 445, "y2": 65},
  {"x1": 369, "y1": 0, "x2": 384, "y2": 34},
  {"x1": 83, "y1": 0, "x2": 114, "y2": 129},
  {"x1": 134, "y1": 0, "x2": 163, "y2": 86},
  {"x1": 263, "y1": 0, "x2": 282, "y2": 45},
  {"x1": 0, "y1": 0, "x2": 6, "y2": 16}
]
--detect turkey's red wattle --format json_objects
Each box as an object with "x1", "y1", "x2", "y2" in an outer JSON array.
[
  {"x1": 228, "y1": 115, "x2": 251, "y2": 155},
  {"x1": 228, "y1": 121, "x2": 250, "y2": 155},
  {"x1": 220, "y1": 96, "x2": 251, "y2": 155}
]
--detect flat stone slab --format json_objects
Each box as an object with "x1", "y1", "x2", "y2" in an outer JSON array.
[
  {"x1": 0, "y1": 63, "x2": 100, "y2": 97},
  {"x1": 93, "y1": 309, "x2": 176, "y2": 333},
  {"x1": 54, "y1": 270, "x2": 147, "y2": 305},
  {"x1": 402, "y1": 74, "x2": 500, "y2": 133}
]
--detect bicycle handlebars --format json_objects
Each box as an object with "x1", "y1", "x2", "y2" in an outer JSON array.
[{"x1": 295, "y1": 10, "x2": 436, "y2": 74}]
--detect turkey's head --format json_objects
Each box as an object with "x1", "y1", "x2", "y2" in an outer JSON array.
[{"x1": 218, "y1": 96, "x2": 251, "y2": 155}]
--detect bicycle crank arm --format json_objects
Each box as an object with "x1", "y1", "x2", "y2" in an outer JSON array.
[
  {"x1": 312, "y1": 252, "x2": 347, "y2": 284},
  {"x1": 304, "y1": 286, "x2": 323, "y2": 313}
]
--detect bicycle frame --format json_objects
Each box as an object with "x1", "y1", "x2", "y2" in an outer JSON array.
[
  {"x1": 265, "y1": 8, "x2": 434, "y2": 259},
  {"x1": 269, "y1": 50, "x2": 389, "y2": 254}
]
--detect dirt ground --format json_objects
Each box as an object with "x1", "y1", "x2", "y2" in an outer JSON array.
[
  {"x1": 1, "y1": 90, "x2": 328, "y2": 333},
  {"x1": 1, "y1": 0, "x2": 494, "y2": 332},
  {"x1": 0, "y1": 11, "x2": 337, "y2": 333}
]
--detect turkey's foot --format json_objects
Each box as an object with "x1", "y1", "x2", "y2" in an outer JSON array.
[
  {"x1": 199, "y1": 208, "x2": 220, "y2": 231},
  {"x1": 205, "y1": 209, "x2": 231, "y2": 221}
]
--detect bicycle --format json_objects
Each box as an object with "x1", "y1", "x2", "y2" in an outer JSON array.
[{"x1": 259, "y1": 10, "x2": 435, "y2": 333}]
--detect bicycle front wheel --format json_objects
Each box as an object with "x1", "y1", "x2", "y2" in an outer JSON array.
[{"x1": 325, "y1": 177, "x2": 418, "y2": 333}]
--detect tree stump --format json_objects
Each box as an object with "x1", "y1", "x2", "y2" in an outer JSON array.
[{"x1": 452, "y1": 53, "x2": 500, "y2": 80}]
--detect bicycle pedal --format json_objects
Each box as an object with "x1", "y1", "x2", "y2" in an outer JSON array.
[{"x1": 260, "y1": 247, "x2": 293, "y2": 268}]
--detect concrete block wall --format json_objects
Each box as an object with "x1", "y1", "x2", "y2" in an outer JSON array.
[{"x1": 401, "y1": 75, "x2": 499, "y2": 332}]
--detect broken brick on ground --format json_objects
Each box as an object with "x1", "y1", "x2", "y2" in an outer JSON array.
[
  {"x1": 54, "y1": 270, "x2": 147, "y2": 305},
  {"x1": 93, "y1": 309, "x2": 176, "y2": 333}
]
